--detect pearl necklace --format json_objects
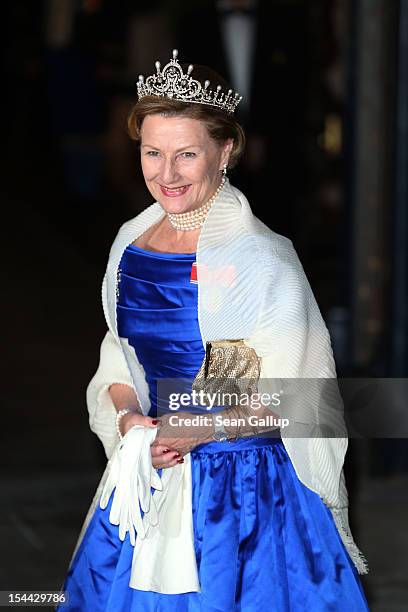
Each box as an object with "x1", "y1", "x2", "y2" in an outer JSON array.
[{"x1": 167, "y1": 177, "x2": 226, "y2": 231}]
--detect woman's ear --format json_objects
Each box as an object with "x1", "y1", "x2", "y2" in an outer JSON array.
[{"x1": 220, "y1": 139, "x2": 234, "y2": 170}]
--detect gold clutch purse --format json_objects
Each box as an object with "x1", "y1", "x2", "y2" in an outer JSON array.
[{"x1": 192, "y1": 339, "x2": 261, "y2": 406}]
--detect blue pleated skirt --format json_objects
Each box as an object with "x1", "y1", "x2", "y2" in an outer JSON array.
[{"x1": 58, "y1": 436, "x2": 369, "y2": 611}]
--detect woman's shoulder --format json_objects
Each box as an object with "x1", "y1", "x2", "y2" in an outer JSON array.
[
  {"x1": 241, "y1": 216, "x2": 302, "y2": 273},
  {"x1": 118, "y1": 202, "x2": 162, "y2": 235},
  {"x1": 229, "y1": 183, "x2": 298, "y2": 265},
  {"x1": 233, "y1": 215, "x2": 311, "y2": 299},
  {"x1": 241, "y1": 221, "x2": 321, "y2": 320},
  {"x1": 108, "y1": 202, "x2": 163, "y2": 255}
]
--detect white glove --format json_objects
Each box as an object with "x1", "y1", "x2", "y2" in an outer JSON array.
[
  {"x1": 99, "y1": 425, "x2": 162, "y2": 545},
  {"x1": 129, "y1": 431, "x2": 161, "y2": 533}
]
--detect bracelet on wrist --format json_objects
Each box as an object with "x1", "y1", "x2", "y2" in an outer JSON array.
[
  {"x1": 116, "y1": 407, "x2": 135, "y2": 440},
  {"x1": 212, "y1": 413, "x2": 239, "y2": 443}
]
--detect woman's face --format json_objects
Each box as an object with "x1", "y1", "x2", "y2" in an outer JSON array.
[{"x1": 140, "y1": 114, "x2": 233, "y2": 214}]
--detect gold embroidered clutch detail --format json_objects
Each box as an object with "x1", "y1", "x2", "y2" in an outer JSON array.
[{"x1": 192, "y1": 339, "x2": 261, "y2": 406}]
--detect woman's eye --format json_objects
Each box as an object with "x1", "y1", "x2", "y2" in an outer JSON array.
[
  {"x1": 180, "y1": 152, "x2": 196, "y2": 158},
  {"x1": 146, "y1": 151, "x2": 160, "y2": 157}
]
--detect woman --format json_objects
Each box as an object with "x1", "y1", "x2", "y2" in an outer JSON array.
[{"x1": 58, "y1": 50, "x2": 370, "y2": 611}]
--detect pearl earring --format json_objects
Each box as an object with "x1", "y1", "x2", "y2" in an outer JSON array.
[{"x1": 222, "y1": 163, "x2": 228, "y2": 177}]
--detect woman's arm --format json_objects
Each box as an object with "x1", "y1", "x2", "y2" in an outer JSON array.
[
  {"x1": 152, "y1": 398, "x2": 281, "y2": 456},
  {"x1": 87, "y1": 331, "x2": 182, "y2": 467},
  {"x1": 86, "y1": 330, "x2": 140, "y2": 458},
  {"x1": 108, "y1": 382, "x2": 142, "y2": 413},
  {"x1": 108, "y1": 382, "x2": 153, "y2": 436}
]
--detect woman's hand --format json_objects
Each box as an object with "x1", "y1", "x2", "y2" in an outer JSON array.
[
  {"x1": 110, "y1": 385, "x2": 184, "y2": 469},
  {"x1": 119, "y1": 409, "x2": 158, "y2": 438},
  {"x1": 119, "y1": 410, "x2": 184, "y2": 469},
  {"x1": 151, "y1": 411, "x2": 214, "y2": 458}
]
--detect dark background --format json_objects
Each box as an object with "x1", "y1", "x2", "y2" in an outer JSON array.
[{"x1": 2, "y1": 1, "x2": 408, "y2": 609}]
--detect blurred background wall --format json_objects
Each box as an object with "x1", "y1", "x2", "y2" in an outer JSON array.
[{"x1": 2, "y1": 1, "x2": 408, "y2": 609}]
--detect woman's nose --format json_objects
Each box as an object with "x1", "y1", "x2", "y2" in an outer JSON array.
[{"x1": 160, "y1": 158, "x2": 179, "y2": 185}]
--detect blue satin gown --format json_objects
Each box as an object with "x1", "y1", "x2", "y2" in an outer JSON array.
[{"x1": 59, "y1": 244, "x2": 369, "y2": 611}]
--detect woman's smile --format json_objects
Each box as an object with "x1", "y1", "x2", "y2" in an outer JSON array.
[{"x1": 159, "y1": 184, "x2": 192, "y2": 198}]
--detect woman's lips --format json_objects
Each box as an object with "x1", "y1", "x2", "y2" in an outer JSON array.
[{"x1": 160, "y1": 184, "x2": 191, "y2": 198}]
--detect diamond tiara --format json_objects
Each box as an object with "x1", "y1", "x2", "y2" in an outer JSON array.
[{"x1": 136, "y1": 49, "x2": 242, "y2": 115}]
